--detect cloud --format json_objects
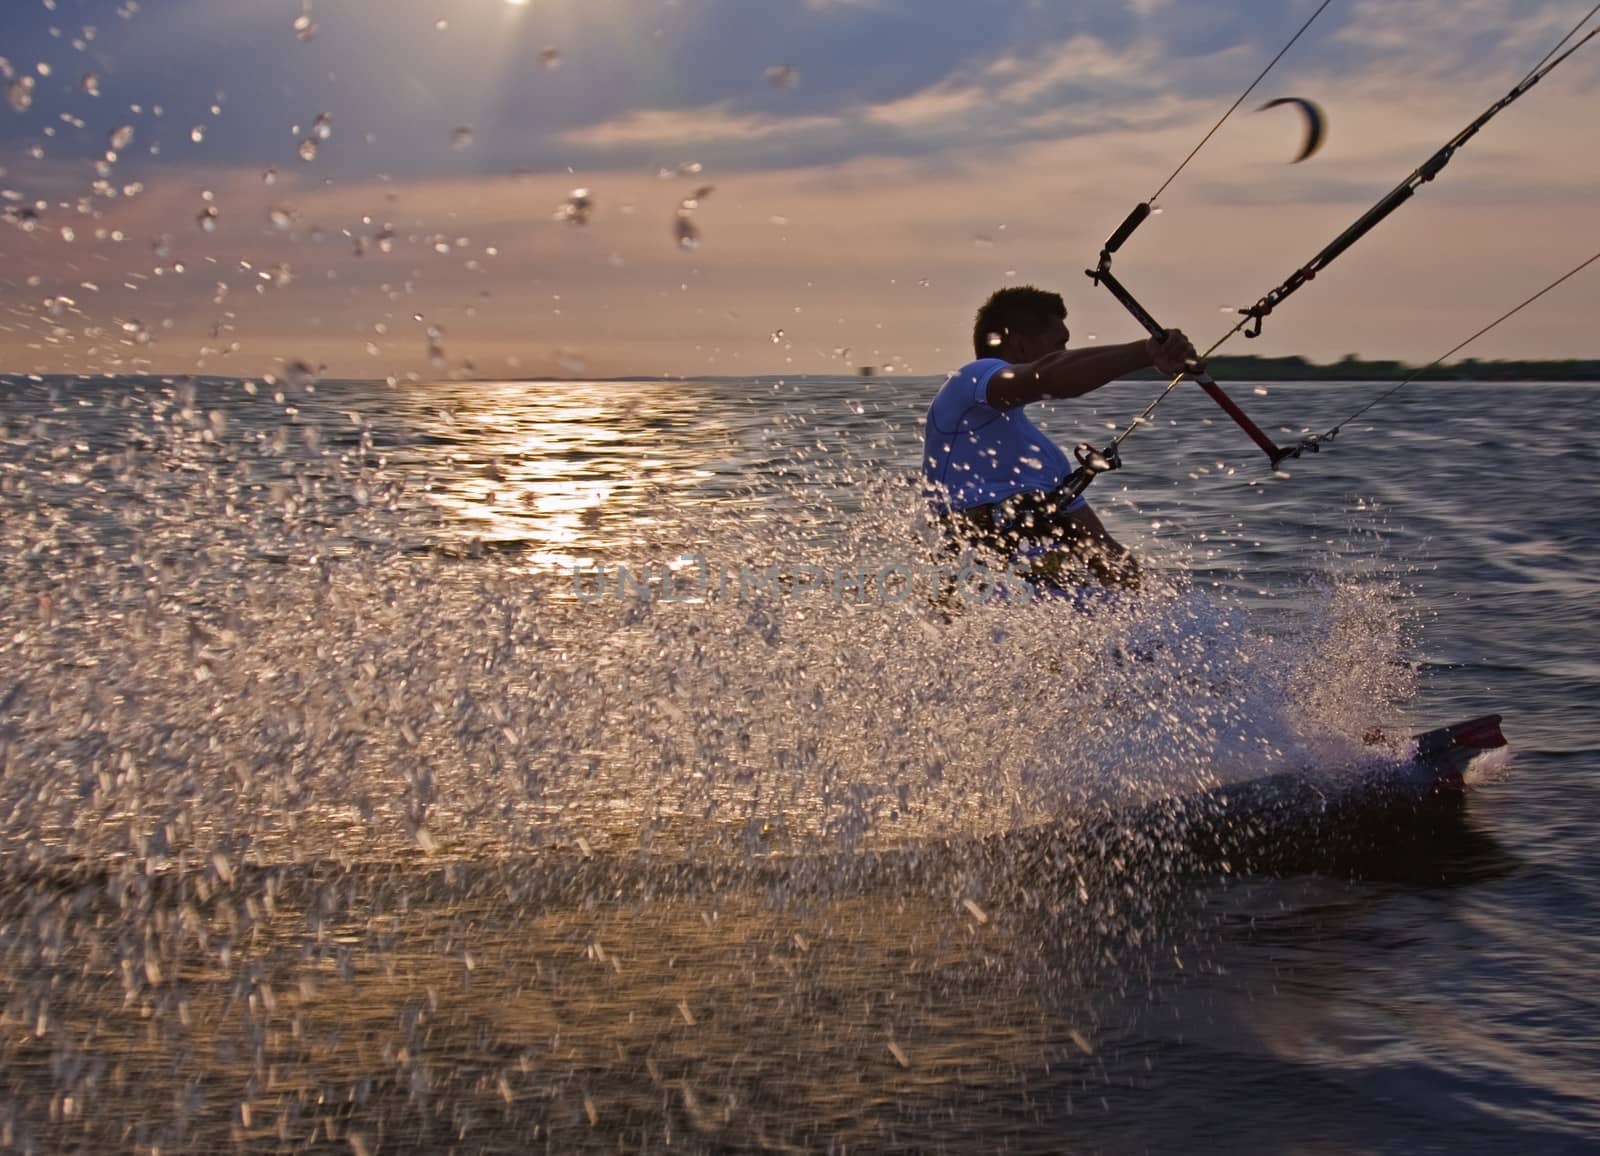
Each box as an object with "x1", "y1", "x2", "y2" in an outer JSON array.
[
  {"x1": 558, "y1": 104, "x2": 842, "y2": 149},
  {"x1": 1334, "y1": 0, "x2": 1578, "y2": 56},
  {"x1": 861, "y1": 86, "x2": 990, "y2": 129},
  {"x1": 988, "y1": 33, "x2": 1164, "y2": 104},
  {"x1": 548, "y1": 30, "x2": 1174, "y2": 168}
]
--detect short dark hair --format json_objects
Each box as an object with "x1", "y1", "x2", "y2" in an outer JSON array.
[{"x1": 972, "y1": 286, "x2": 1066, "y2": 358}]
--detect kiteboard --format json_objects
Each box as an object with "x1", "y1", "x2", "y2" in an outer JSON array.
[
  {"x1": 992, "y1": 715, "x2": 1511, "y2": 887},
  {"x1": 1165, "y1": 713, "x2": 1510, "y2": 876}
]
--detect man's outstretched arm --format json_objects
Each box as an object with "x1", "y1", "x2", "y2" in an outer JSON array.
[{"x1": 987, "y1": 332, "x2": 1197, "y2": 409}]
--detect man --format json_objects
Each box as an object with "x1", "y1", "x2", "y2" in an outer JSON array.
[{"x1": 923, "y1": 285, "x2": 1199, "y2": 591}]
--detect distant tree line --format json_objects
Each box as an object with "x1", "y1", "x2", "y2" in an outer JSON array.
[{"x1": 1128, "y1": 354, "x2": 1600, "y2": 382}]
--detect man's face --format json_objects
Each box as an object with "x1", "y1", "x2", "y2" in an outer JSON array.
[{"x1": 1015, "y1": 314, "x2": 1070, "y2": 362}]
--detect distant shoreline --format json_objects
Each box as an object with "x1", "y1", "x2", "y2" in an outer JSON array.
[
  {"x1": 4, "y1": 355, "x2": 1599, "y2": 387},
  {"x1": 1125, "y1": 354, "x2": 1600, "y2": 383}
]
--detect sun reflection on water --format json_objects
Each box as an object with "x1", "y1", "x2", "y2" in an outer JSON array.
[{"x1": 411, "y1": 379, "x2": 740, "y2": 569}]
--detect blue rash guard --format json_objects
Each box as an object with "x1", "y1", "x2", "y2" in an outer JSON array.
[{"x1": 922, "y1": 358, "x2": 1084, "y2": 513}]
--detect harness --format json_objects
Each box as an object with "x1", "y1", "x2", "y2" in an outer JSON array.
[{"x1": 938, "y1": 483, "x2": 1136, "y2": 591}]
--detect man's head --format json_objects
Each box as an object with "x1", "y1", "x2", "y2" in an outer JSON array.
[{"x1": 972, "y1": 285, "x2": 1068, "y2": 361}]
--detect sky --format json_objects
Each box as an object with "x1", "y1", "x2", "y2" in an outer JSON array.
[{"x1": 0, "y1": 0, "x2": 1596, "y2": 380}]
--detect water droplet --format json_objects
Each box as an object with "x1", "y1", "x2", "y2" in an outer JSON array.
[
  {"x1": 765, "y1": 64, "x2": 798, "y2": 88},
  {"x1": 189, "y1": 124, "x2": 205, "y2": 144},
  {"x1": 268, "y1": 206, "x2": 294, "y2": 231},
  {"x1": 678, "y1": 185, "x2": 713, "y2": 211},
  {"x1": 297, "y1": 137, "x2": 318, "y2": 161},
  {"x1": 450, "y1": 126, "x2": 473, "y2": 150},
  {"x1": 6, "y1": 76, "x2": 34, "y2": 113},
  {"x1": 292, "y1": 14, "x2": 316, "y2": 41},
  {"x1": 108, "y1": 124, "x2": 134, "y2": 150},
  {"x1": 538, "y1": 47, "x2": 562, "y2": 69},
  {"x1": 674, "y1": 213, "x2": 700, "y2": 249},
  {"x1": 312, "y1": 112, "x2": 332, "y2": 140},
  {"x1": 555, "y1": 187, "x2": 592, "y2": 225},
  {"x1": 59, "y1": 225, "x2": 74, "y2": 242},
  {"x1": 770, "y1": 329, "x2": 784, "y2": 343},
  {"x1": 434, "y1": 18, "x2": 448, "y2": 31},
  {"x1": 197, "y1": 206, "x2": 218, "y2": 232},
  {"x1": 81, "y1": 72, "x2": 99, "y2": 96},
  {"x1": 262, "y1": 166, "x2": 277, "y2": 184}
]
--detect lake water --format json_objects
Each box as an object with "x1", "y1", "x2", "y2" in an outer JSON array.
[{"x1": 1, "y1": 373, "x2": 1595, "y2": 1152}]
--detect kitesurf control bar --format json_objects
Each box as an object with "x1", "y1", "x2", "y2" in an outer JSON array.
[
  {"x1": 1087, "y1": 240, "x2": 1302, "y2": 467},
  {"x1": 1093, "y1": 265, "x2": 1294, "y2": 464}
]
